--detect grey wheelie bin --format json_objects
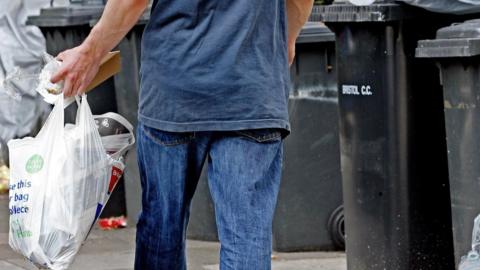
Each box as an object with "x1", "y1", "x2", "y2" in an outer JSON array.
[
  {"x1": 273, "y1": 22, "x2": 344, "y2": 252},
  {"x1": 312, "y1": 1, "x2": 457, "y2": 269},
  {"x1": 417, "y1": 19, "x2": 480, "y2": 266}
]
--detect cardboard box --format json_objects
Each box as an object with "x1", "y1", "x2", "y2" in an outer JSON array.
[{"x1": 86, "y1": 51, "x2": 121, "y2": 92}]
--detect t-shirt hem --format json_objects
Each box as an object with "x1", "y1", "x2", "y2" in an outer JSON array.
[{"x1": 138, "y1": 114, "x2": 291, "y2": 133}]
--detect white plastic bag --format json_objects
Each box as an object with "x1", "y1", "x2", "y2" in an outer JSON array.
[{"x1": 8, "y1": 94, "x2": 134, "y2": 270}]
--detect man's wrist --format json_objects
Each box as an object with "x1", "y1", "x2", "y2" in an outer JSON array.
[{"x1": 83, "y1": 27, "x2": 109, "y2": 60}]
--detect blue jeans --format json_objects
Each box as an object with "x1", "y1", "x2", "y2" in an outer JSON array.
[{"x1": 134, "y1": 123, "x2": 284, "y2": 270}]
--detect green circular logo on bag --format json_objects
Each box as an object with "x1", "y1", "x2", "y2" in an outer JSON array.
[{"x1": 26, "y1": 154, "x2": 44, "y2": 174}]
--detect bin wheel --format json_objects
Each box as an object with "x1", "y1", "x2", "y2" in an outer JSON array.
[{"x1": 328, "y1": 205, "x2": 345, "y2": 250}]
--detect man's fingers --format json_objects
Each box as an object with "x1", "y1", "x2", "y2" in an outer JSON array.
[
  {"x1": 77, "y1": 81, "x2": 88, "y2": 96},
  {"x1": 66, "y1": 73, "x2": 79, "y2": 96},
  {"x1": 74, "y1": 74, "x2": 86, "y2": 96},
  {"x1": 62, "y1": 77, "x2": 73, "y2": 97},
  {"x1": 50, "y1": 67, "x2": 68, "y2": 84},
  {"x1": 71, "y1": 78, "x2": 82, "y2": 97},
  {"x1": 74, "y1": 73, "x2": 89, "y2": 96},
  {"x1": 51, "y1": 50, "x2": 68, "y2": 83},
  {"x1": 77, "y1": 71, "x2": 97, "y2": 96}
]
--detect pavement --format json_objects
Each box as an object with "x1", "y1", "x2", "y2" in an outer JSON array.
[{"x1": 0, "y1": 194, "x2": 347, "y2": 270}]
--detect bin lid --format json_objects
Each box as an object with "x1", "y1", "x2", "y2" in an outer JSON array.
[
  {"x1": 297, "y1": 22, "x2": 335, "y2": 44},
  {"x1": 26, "y1": 5, "x2": 104, "y2": 27},
  {"x1": 416, "y1": 19, "x2": 480, "y2": 58},
  {"x1": 90, "y1": 7, "x2": 151, "y2": 27},
  {"x1": 310, "y1": 0, "x2": 422, "y2": 23}
]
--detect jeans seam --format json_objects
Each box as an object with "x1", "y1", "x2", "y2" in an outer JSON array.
[
  {"x1": 142, "y1": 125, "x2": 195, "y2": 146},
  {"x1": 236, "y1": 131, "x2": 282, "y2": 143}
]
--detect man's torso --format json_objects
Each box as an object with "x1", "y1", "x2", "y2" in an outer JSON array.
[{"x1": 138, "y1": 0, "x2": 291, "y2": 133}]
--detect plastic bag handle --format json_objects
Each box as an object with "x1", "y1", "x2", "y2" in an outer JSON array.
[
  {"x1": 36, "y1": 94, "x2": 65, "y2": 139},
  {"x1": 37, "y1": 95, "x2": 89, "y2": 139}
]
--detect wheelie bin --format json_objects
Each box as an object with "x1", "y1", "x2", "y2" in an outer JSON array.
[
  {"x1": 273, "y1": 22, "x2": 344, "y2": 252},
  {"x1": 417, "y1": 19, "x2": 480, "y2": 266},
  {"x1": 312, "y1": 1, "x2": 456, "y2": 269}
]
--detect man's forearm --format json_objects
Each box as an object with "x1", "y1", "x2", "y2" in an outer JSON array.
[
  {"x1": 83, "y1": 0, "x2": 149, "y2": 59},
  {"x1": 50, "y1": 0, "x2": 149, "y2": 96},
  {"x1": 286, "y1": 0, "x2": 314, "y2": 45}
]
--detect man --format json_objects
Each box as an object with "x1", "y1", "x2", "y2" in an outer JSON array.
[{"x1": 51, "y1": 0, "x2": 313, "y2": 269}]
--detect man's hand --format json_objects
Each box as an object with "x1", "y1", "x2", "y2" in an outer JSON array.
[
  {"x1": 51, "y1": 44, "x2": 102, "y2": 97},
  {"x1": 50, "y1": 0, "x2": 148, "y2": 97},
  {"x1": 286, "y1": 0, "x2": 314, "y2": 66}
]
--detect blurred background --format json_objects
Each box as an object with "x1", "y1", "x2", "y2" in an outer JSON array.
[{"x1": 4, "y1": 0, "x2": 480, "y2": 269}]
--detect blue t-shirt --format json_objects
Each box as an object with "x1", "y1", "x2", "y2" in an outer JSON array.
[{"x1": 138, "y1": 0, "x2": 291, "y2": 133}]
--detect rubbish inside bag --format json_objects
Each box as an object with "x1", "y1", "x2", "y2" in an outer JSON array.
[
  {"x1": 459, "y1": 215, "x2": 480, "y2": 270},
  {"x1": 36, "y1": 55, "x2": 64, "y2": 100},
  {"x1": 93, "y1": 112, "x2": 135, "y2": 159},
  {"x1": 8, "y1": 94, "x2": 134, "y2": 270}
]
